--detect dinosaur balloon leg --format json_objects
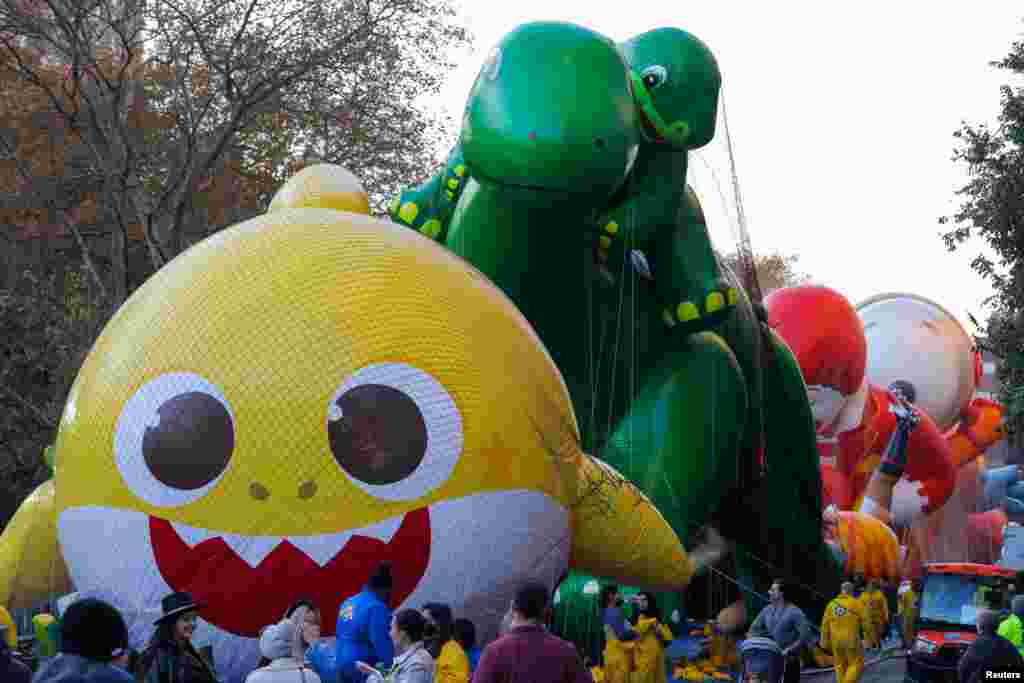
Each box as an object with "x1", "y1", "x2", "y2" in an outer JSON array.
[{"x1": 390, "y1": 22, "x2": 843, "y2": 621}]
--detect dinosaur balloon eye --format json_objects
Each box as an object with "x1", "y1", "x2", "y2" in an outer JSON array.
[
  {"x1": 327, "y1": 363, "x2": 463, "y2": 501},
  {"x1": 114, "y1": 373, "x2": 235, "y2": 507},
  {"x1": 640, "y1": 65, "x2": 668, "y2": 90}
]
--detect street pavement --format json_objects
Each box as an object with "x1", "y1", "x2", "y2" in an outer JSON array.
[{"x1": 803, "y1": 652, "x2": 906, "y2": 683}]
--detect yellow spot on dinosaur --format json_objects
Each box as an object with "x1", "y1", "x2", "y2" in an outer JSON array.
[
  {"x1": 445, "y1": 191, "x2": 455, "y2": 200},
  {"x1": 420, "y1": 219, "x2": 442, "y2": 240},
  {"x1": 706, "y1": 291, "x2": 725, "y2": 314},
  {"x1": 662, "y1": 309, "x2": 677, "y2": 328},
  {"x1": 447, "y1": 179, "x2": 458, "y2": 190},
  {"x1": 454, "y1": 165, "x2": 466, "y2": 177},
  {"x1": 676, "y1": 302, "x2": 699, "y2": 322},
  {"x1": 604, "y1": 221, "x2": 619, "y2": 235},
  {"x1": 727, "y1": 287, "x2": 738, "y2": 305},
  {"x1": 398, "y1": 202, "x2": 419, "y2": 224},
  {"x1": 599, "y1": 236, "x2": 612, "y2": 249}
]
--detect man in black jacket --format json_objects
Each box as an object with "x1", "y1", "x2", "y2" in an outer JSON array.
[
  {"x1": 0, "y1": 623, "x2": 31, "y2": 683},
  {"x1": 959, "y1": 610, "x2": 1024, "y2": 683}
]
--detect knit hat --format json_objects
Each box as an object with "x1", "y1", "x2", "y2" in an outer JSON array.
[
  {"x1": 60, "y1": 598, "x2": 129, "y2": 662},
  {"x1": 259, "y1": 619, "x2": 293, "y2": 660},
  {"x1": 368, "y1": 562, "x2": 393, "y2": 591}
]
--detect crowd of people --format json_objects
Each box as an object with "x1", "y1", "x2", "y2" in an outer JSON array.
[
  {"x1": 22, "y1": 562, "x2": 1024, "y2": 683},
  {"x1": 0, "y1": 561, "x2": 597, "y2": 683}
]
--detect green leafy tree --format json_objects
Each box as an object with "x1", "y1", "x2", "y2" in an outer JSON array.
[
  {"x1": 940, "y1": 27, "x2": 1024, "y2": 441},
  {"x1": 720, "y1": 250, "x2": 809, "y2": 295}
]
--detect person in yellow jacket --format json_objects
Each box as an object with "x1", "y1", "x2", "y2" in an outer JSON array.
[
  {"x1": 629, "y1": 592, "x2": 673, "y2": 683},
  {"x1": 0, "y1": 605, "x2": 16, "y2": 650},
  {"x1": 897, "y1": 580, "x2": 919, "y2": 649},
  {"x1": 601, "y1": 585, "x2": 637, "y2": 683},
  {"x1": 422, "y1": 603, "x2": 470, "y2": 683},
  {"x1": 859, "y1": 581, "x2": 889, "y2": 649},
  {"x1": 820, "y1": 582, "x2": 866, "y2": 683}
]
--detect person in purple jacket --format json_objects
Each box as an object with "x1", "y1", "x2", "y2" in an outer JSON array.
[
  {"x1": 473, "y1": 582, "x2": 592, "y2": 683},
  {"x1": 335, "y1": 563, "x2": 395, "y2": 683}
]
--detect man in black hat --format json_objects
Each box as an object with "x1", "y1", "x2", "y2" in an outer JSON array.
[
  {"x1": 31, "y1": 597, "x2": 133, "y2": 682},
  {"x1": 335, "y1": 562, "x2": 394, "y2": 683}
]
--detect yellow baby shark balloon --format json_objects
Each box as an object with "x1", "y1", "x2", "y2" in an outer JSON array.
[{"x1": 0, "y1": 184, "x2": 690, "y2": 682}]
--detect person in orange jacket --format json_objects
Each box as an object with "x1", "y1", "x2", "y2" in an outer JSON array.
[{"x1": 820, "y1": 582, "x2": 867, "y2": 683}]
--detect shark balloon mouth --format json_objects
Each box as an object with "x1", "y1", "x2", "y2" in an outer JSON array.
[
  {"x1": 148, "y1": 508, "x2": 430, "y2": 637},
  {"x1": 56, "y1": 490, "x2": 570, "y2": 683}
]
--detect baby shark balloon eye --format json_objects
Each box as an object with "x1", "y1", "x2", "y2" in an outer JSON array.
[
  {"x1": 114, "y1": 373, "x2": 235, "y2": 508},
  {"x1": 640, "y1": 64, "x2": 668, "y2": 90},
  {"x1": 326, "y1": 362, "x2": 463, "y2": 502}
]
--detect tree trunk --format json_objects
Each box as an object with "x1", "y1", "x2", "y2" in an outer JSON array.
[{"x1": 110, "y1": 224, "x2": 127, "y2": 304}]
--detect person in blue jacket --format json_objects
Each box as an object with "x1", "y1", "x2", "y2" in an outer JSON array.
[{"x1": 336, "y1": 562, "x2": 395, "y2": 683}]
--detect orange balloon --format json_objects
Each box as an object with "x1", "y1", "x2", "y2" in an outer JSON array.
[{"x1": 833, "y1": 510, "x2": 901, "y2": 582}]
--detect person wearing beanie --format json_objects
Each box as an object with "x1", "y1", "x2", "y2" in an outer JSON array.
[
  {"x1": 245, "y1": 617, "x2": 323, "y2": 683},
  {"x1": 335, "y1": 562, "x2": 395, "y2": 683},
  {"x1": 137, "y1": 592, "x2": 218, "y2": 683},
  {"x1": 0, "y1": 623, "x2": 31, "y2": 683},
  {"x1": 31, "y1": 598, "x2": 133, "y2": 683}
]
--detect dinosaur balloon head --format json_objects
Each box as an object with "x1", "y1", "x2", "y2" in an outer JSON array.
[
  {"x1": 461, "y1": 21, "x2": 639, "y2": 200},
  {"x1": 620, "y1": 27, "x2": 721, "y2": 150},
  {"x1": 765, "y1": 286, "x2": 867, "y2": 431}
]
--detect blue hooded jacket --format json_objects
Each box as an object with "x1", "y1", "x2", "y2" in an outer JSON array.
[{"x1": 334, "y1": 587, "x2": 393, "y2": 683}]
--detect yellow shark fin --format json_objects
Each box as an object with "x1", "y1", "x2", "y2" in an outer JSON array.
[
  {"x1": 564, "y1": 452, "x2": 694, "y2": 591},
  {"x1": 267, "y1": 163, "x2": 371, "y2": 215},
  {"x1": 0, "y1": 479, "x2": 72, "y2": 608}
]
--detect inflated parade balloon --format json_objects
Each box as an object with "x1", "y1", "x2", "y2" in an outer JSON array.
[
  {"x1": 856, "y1": 292, "x2": 1005, "y2": 464},
  {"x1": 765, "y1": 285, "x2": 957, "y2": 536},
  {"x1": 389, "y1": 20, "x2": 841, "y2": 624},
  {"x1": 855, "y1": 292, "x2": 1013, "y2": 573},
  {"x1": 0, "y1": 167, "x2": 697, "y2": 683}
]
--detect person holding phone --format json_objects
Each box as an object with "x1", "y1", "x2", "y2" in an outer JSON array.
[{"x1": 354, "y1": 609, "x2": 433, "y2": 683}]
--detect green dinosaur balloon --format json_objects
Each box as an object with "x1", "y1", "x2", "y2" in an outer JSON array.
[{"x1": 389, "y1": 21, "x2": 841, "y2": 624}]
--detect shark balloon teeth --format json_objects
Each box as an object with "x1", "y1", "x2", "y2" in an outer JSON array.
[{"x1": 169, "y1": 514, "x2": 405, "y2": 568}]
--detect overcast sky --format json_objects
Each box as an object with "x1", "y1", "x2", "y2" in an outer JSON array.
[{"x1": 424, "y1": 1, "x2": 1023, "y2": 334}]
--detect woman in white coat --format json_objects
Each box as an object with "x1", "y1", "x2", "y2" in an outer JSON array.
[
  {"x1": 355, "y1": 609, "x2": 434, "y2": 683},
  {"x1": 246, "y1": 607, "x2": 323, "y2": 683}
]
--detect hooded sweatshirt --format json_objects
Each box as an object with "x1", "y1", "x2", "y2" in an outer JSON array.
[
  {"x1": 997, "y1": 596, "x2": 1024, "y2": 655},
  {"x1": 30, "y1": 652, "x2": 134, "y2": 683}
]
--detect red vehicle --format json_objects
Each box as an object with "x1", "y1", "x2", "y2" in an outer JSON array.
[{"x1": 905, "y1": 563, "x2": 1016, "y2": 683}]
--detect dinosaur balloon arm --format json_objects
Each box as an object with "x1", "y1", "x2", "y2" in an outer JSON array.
[
  {"x1": 566, "y1": 453, "x2": 694, "y2": 591},
  {"x1": 0, "y1": 479, "x2": 72, "y2": 609},
  {"x1": 389, "y1": 144, "x2": 470, "y2": 242}
]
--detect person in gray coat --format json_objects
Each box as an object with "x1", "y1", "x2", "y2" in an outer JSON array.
[
  {"x1": 356, "y1": 609, "x2": 433, "y2": 683},
  {"x1": 747, "y1": 580, "x2": 815, "y2": 683}
]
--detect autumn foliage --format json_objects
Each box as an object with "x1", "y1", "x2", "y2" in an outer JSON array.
[{"x1": 0, "y1": 42, "x2": 273, "y2": 242}]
